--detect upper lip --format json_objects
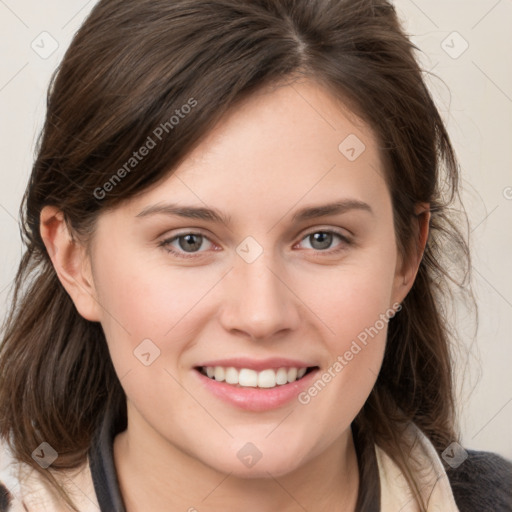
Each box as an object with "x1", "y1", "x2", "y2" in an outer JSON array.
[{"x1": 195, "y1": 357, "x2": 318, "y2": 372}]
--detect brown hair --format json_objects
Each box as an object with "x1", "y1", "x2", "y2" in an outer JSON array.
[{"x1": 0, "y1": 0, "x2": 472, "y2": 510}]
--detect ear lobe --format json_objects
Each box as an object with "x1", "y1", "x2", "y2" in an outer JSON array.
[
  {"x1": 393, "y1": 203, "x2": 431, "y2": 303},
  {"x1": 40, "y1": 205, "x2": 102, "y2": 322}
]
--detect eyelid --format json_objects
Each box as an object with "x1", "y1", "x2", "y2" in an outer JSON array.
[
  {"x1": 158, "y1": 225, "x2": 353, "y2": 259},
  {"x1": 159, "y1": 226, "x2": 352, "y2": 244},
  {"x1": 299, "y1": 225, "x2": 352, "y2": 240},
  {"x1": 158, "y1": 229, "x2": 217, "y2": 254},
  {"x1": 295, "y1": 227, "x2": 352, "y2": 252}
]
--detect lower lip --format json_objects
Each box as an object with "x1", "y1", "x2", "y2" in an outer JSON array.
[{"x1": 194, "y1": 368, "x2": 319, "y2": 412}]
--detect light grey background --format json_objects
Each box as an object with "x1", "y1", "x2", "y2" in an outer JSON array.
[{"x1": 0, "y1": 1, "x2": 511, "y2": 459}]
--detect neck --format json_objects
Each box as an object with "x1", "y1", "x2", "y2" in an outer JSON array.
[{"x1": 113, "y1": 403, "x2": 360, "y2": 512}]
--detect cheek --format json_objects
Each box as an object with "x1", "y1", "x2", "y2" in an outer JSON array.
[
  {"x1": 324, "y1": 279, "x2": 391, "y2": 383},
  {"x1": 93, "y1": 242, "x2": 215, "y2": 342},
  {"x1": 91, "y1": 244, "x2": 215, "y2": 369},
  {"x1": 317, "y1": 251, "x2": 397, "y2": 348},
  {"x1": 92, "y1": 252, "x2": 215, "y2": 428},
  {"x1": 298, "y1": 244, "x2": 397, "y2": 409}
]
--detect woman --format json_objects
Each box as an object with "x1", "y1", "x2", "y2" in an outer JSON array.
[{"x1": 0, "y1": 0, "x2": 510, "y2": 510}]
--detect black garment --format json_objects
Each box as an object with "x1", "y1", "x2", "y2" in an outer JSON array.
[
  {"x1": 88, "y1": 403, "x2": 512, "y2": 512},
  {"x1": 447, "y1": 449, "x2": 512, "y2": 510},
  {"x1": 89, "y1": 400, "x2": 127, "y2": 512}
]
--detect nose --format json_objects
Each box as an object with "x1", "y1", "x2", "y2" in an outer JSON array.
[{"x1": 219, "y1": 252, "x2": 301, "y2": 341}]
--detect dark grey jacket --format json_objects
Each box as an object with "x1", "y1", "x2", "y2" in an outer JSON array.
[{"x1": 448, "y1": 449, "x2": 512, "y2": 511}]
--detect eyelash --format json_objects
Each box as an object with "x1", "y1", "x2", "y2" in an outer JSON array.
[{"x1": 157, "y1": 228, "x2": 352, "y2": 260}]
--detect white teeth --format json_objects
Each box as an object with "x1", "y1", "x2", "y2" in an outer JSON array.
[
  {"x1": 214, "y1": 366, "x2": 225, "y2": 382},
  {"x1": 225, "y1": 367, "x2": 238, "y2": 384},
  {"x1": 202, "y1": 366, "x2": 310, "y2": 388},
  {"x1": 297, "y1": 368, "x2": 307, "y2": 379},
  {"x1": 275, "y1": 367, "x2": 288, "y2": 385},
  {"x1": 287, "y1": 367, "x2": 297, "y2": 382},
  {"x1": 258, "y1": 369, "x2": 276, "y2": 388},
  {"x1": 239, "y1": 368, "x2": 258, "y2": 387}
]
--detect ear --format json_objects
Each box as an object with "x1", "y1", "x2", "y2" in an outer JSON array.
[
  {"x1": 392, "y1": 203, "x2": 430, "y2": 305},
  {"x1": 40, "y1": 205, "x2": 102, "y2": 322}
]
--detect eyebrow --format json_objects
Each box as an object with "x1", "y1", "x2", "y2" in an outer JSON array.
[{"x1": 135, "y1": 199, "x2": 373, "y2": 224}]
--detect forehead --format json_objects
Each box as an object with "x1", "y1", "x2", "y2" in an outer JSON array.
[{"x1": 119, "y1": 79, "x2": 390, "y2": 224}]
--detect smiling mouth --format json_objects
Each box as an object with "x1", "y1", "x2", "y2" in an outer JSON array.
[{"x1": 196, "y1": 365, "x2": 319, "y2": 389}]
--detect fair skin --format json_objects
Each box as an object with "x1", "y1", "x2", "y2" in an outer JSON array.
[{"x1": 40, "y1": 79, "x2": 429, "y2": 512}]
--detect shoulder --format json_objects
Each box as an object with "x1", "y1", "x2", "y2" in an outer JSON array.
[
  {"x1": 0, "y1": 483, "x2": 15, "y2": 512},
  {"x1": 0, "y1": 435, "x2": 30, "y2": 511},
  {"x1": 446, "y1": 448, "x2": 512, "y2": 511},
  {"x1": 0, "y1": 435, "x2": 100, "y2": 511}
]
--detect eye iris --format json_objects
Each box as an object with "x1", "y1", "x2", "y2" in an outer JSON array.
[
  {"x1": 179, "y1": 234, "x2": 203, "y2": 252},
  {"x1": 310, "y1": 232, "x2": 332, "y2": 250},
  {"x1": 173, "y1": 232, "x2": 337, "y2": 253}
]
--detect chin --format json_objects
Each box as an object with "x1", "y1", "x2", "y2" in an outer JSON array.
[{"x1": 201, "y1": 446, "x2": 308, "y2": 479}]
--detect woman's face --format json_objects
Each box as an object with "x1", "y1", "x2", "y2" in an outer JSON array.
[{"x1": 83, "y1": 79, "x2": 413, "y2": 477}]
